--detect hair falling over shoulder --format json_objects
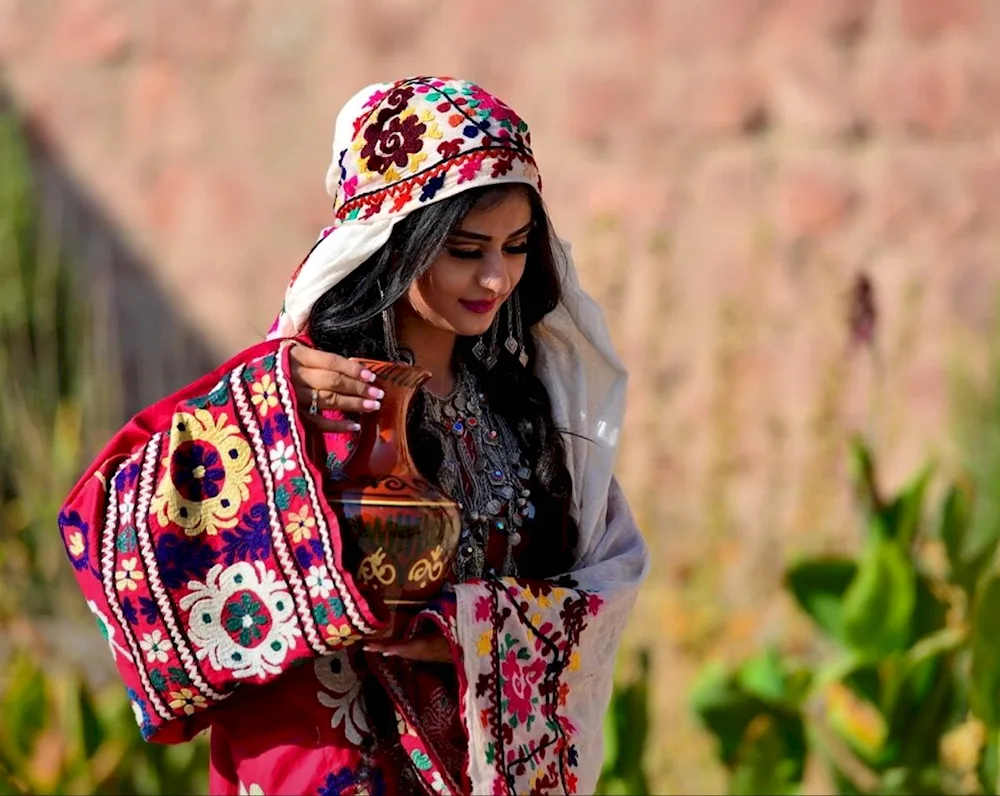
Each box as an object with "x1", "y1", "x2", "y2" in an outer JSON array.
[{"x1": 307, "y1": 186, "x2": 578, "y2": 577}]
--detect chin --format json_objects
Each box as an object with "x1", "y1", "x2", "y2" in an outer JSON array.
[
  {"x1": 461, "y1": 317, "x2": 498, "y2": 337},
  {"x1": 447, "y1": 311, "x2": 499, "y2": 338}
]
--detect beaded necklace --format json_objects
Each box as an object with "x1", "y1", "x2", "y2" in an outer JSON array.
[{"x1": 421, "y1": 363, "x2": 535, "y2": 582}]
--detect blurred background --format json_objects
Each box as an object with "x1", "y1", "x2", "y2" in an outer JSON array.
[{"x1": 2, "y1": 1, "x2": 1000, "y2": 793}]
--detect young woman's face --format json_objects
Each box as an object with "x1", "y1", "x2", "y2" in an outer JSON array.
[{"x1": 405, "y1": 188, "x2": 533, "y2": 338}]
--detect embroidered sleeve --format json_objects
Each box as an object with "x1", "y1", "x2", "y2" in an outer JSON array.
[{"x1": 58, "y1": 340, "x2": 387, "y2": 744}]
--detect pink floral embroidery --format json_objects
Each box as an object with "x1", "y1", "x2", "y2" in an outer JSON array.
[{"x1": 500, "y1": 649, "x2": 544, "y2": 724}]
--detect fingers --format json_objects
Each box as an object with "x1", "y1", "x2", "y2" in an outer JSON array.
[
  {"x1": 365, "y1": 636, "x2": 452, "y2": 663},
  {"x1": 290, "y1": 345, "x2": 378, "y2": 385},
  {"x1": 296, "y1": 367, "x2": 384, "y2": 401},
  {"x1": 294, "y1": 384, "x2": 380, "y2": 415}
]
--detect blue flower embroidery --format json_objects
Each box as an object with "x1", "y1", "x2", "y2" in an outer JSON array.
[
  {"x1": 220, "y1": 504, "x2": 271, "y2": 565},
  {"x1": 156, "y1": 533, "x2": 219, "y2": 590}
]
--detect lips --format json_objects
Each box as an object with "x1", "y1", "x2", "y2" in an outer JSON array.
[{"x1": 459, "y1": 299, "x2": 498, "y2": 314}]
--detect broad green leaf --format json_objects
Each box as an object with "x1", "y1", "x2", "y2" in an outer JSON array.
[
  {"x1": 940, "y1": 482, "x2": 974, "y2": 566},
  {"x1": 841, "y1": 539, "x2": 916, "y2": 659},
  {"x1": 690, "y1": 662, "x2": 765, "y2": 767},
  {"x1": 910, "y1": 574, "x2": 949, "y2": 641},
  {"x1": 785, "y1": 557, "x2": 858, "y2": 641},
  {"x1": 884, "y1": 652, "x2": 956, "y2": 769},
  {"x1": 877, "y1": 463, "x2": 933, "y2": 549},
  {"x1": 736, "y1": 648, "x2": 789, "y2": 705},
  {"x1": 939, "y1": 481, "x2": 996, "y2": 594},
  {"x1": 970, "y1": 575, "x2": 1000, "y2": 728},
  {"x1": 825, "y1": 680, "x2": 889, "y2": 763}
]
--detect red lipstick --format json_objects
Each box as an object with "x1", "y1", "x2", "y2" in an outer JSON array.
[{"x1": 459, "y1": 299, "x2": 497, "y2": 314}]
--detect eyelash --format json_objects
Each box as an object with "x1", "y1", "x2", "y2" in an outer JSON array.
[{"x1": 447, "y1": 243, "x2": 530, "y2": 259}]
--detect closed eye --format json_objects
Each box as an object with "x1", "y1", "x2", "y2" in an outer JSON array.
[{"x1": 446, "y1": 241, "x2": 530, "y2": 259}]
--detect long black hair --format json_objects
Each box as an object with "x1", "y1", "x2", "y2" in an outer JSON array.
[{"x1": 307, "y1": 185, "x2": 578, "y2": 577}]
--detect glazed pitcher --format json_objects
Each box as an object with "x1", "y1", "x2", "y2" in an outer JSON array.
[{"x1": 324, "y1": 360, "x2": 462, "y2": 636}]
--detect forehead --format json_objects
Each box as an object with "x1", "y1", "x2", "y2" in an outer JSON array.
[{"x1": 456, "y1": 189, "x2": 533, "y2": 234}]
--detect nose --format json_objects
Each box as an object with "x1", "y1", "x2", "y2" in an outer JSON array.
[{"x1": 477, "y1": 250, "x2": 511, "y2": 295}]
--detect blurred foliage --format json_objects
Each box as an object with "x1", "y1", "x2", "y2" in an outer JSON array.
[
  {"x1": 596, "y1": 648, "x2": 652, "y2": 795},
  {"x1": 691, "y1": 433, "x2": 1000, "y2": 795},
  {"x1": 0, "y1": 649, "x2": 208, "y2": 795},
  {"x1": 0, "y1": 110, "x2": 210, "y2": 793}
]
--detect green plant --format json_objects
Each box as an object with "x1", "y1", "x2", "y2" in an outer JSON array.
[
  {"x1": 0, "y1": 646, "x2": 209, "y2": 795},
  {"x1": 0, "y1": 110, "x2": 211, "y2": 794},
  {"x1": 0, "y1": 111, "x2": 118, "y2": 621},
  {"x1": 597, "y1": 648, "x2": 652, "y2": 795},
  {"x1": 691, "y1": 435, "x2": 1000, "y2": 795}
]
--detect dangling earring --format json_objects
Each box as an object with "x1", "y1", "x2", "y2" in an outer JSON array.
[
  {"x1": 503, "y1": 291, "x2": 529, "y2": 368},
  {"x1": 472, "y1": 317, "x2": 500, "y2": 370},
  {"x1": 378, "y1": 280, "x2": 400, "y2": 361}
]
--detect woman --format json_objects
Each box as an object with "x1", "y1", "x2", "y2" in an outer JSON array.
[{"x1": 59, "y1": 76, "x2": 649, "y2": 795}]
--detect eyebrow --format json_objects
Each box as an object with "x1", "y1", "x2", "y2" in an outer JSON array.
[{"x1": 448, "y1": 221, "x2": 533, "y2": 243}]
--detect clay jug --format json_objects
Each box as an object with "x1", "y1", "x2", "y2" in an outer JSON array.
[{"x1": 324, "y1": 359, "x2": 461, "y2": 637}]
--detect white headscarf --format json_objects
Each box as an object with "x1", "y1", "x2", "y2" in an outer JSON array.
[{"x1": 267, "y1": 77, "x2": 629, "y2": 571}]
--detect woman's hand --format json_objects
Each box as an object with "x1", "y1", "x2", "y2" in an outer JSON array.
[
  {"x1": 364, "y1": 635, "x2": 453, "y2": 664},
  {"x1": 288, "y1": 345, "x2": 385, "y2": 433}
]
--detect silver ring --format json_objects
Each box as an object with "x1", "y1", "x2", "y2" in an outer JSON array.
[{"x1": 309, "y1": 389, "x2": 319, "y2": 416}]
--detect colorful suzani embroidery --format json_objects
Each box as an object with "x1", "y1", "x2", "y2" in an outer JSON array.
[
  {"x1": 60, "y1": 341, "x2": 385, "y2": 742},
  {"x1": 314, "y1": 650, "x2": 369, "y2": 746},
  {"x1": 150, "y1": 409, "x2": 255, "y2": 537},
  {"x1": 178, "y1": 560, "x2": 301, "y2": 680},
  {"x1": 328, "y1": 77, "x2": 540, "y2": 224}
]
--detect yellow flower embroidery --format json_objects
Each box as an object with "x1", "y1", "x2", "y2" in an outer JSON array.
[
  {"x1": 168, "y1": 687, "x2": 207, "y2": 715},
  {"x1": 67, "y1": 531, "x2": 86, "y2": 558},
  {"x1": 115, "y1": 557, "x2": 144, "y2": 591},
  {"x1": 568, "y1": 651, "x2": 581, "y2": 672},
  {"x1": 287, "y1": 504, "x2": 315, "y2": 543},
  {"x1": 325, "y1": 623, "x2": 361, "y2": 647},
  {"x1": 250, "y1": 374, "x2": 279, "y2": 417},
  {"x1": 150, "y1": 409, "x2": 254, "y2": 536},
  {"x1": 476, "y1": 630, "x2": 492, "y2": 657}
]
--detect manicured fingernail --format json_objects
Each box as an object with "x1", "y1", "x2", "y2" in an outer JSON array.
[
  {"x1": 361, "y1": 369, "x2": 376, "y2": 382},
  {"x1": 367, "y1": 387, "x2": 385, "y2": 399},
  {"x1": 347, "y1": 422, "x2": 361, "y2": 431},
  {"x1": 362, "y1": 399, "x2": 381, "y2": 411}
]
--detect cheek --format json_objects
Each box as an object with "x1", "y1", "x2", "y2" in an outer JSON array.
[
  {"x1": 509, "y1": 258, "x2": 528, "y2": 291},
  {"x1": 413, "y1": 262, "x2": 472, "y2": 307}
]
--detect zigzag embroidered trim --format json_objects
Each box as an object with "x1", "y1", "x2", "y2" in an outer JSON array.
[
  {"x1": 230, "y1": 365, "x2": 325, "y2": 655},
  {"x1": 335, "y1": 147, "x2": 538, "y2": 222},
  {"x1": 133, "y1": 434, "x2": 227, "y2": 710},
  {"x1": 271, "y1": 342, "x2": 377, "y2": 637}
]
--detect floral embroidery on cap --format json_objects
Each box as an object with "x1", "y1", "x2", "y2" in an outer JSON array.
[{"x1": 331, "y1": 76, "x2": 540, "y2": 224}]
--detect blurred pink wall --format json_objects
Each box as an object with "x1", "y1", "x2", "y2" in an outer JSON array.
[{"x1": 4, "y1": 0, "x2": 1000, "y2": 788}]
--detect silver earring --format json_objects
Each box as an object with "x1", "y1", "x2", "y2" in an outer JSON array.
[
  {"x1": 504, "y1": 292, "x2": 529, "y2": 368},
  {"x1": 472, "y1": 317, "x2": 500, "y2": 370}
]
